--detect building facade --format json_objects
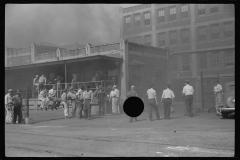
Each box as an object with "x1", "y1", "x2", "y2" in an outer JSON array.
[
  {"x1": 5, "y1": 39, "x2": 167, "y2": 112},
  {"x1": 120, "y1": 4, "x2": 235, "y2": 104}
]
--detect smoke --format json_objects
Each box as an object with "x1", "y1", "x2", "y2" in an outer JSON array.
[{"x1": 5, "y1": 4, "x2": 121, "y2": 48}]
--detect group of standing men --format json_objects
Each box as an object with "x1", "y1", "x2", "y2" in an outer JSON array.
[
  {"x1": 126, "y1": 80, "x2": 195, "y2": 122},
  {"x1": 5, "y1": 89, "x2": 24, "y2": 124},
  {"x1": 60, "y1": 84, "x2": 121, "y2": 120}
]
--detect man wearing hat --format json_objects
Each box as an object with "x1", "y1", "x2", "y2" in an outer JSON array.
[
  {"x1": 109, "y1": 85, "x2": 120, "y2": 115},
  {"x1": 127, "y1": 85, "x2": 138, "y2": 122},
  {"x1": 182, "y1": 80, "x2": 194, "y2": 117},
  {"x1": 5, "y1": 89, "x2": 14, "y2": 124},
  {"x1": 67, "y1": 86, "x2": 77, "y2": 118},
  {"x1": 83, "y1": 86, "x2": 94, "y2": 120},
  {"x1": 12, "y1": 90, "x2": 23, "y2": 124},
  {"x1": 213, "y1": 80, "x2": 223, "y2": 115},
  {"x1": 95, "y1": 85, "x2": 106, "y2": 116}
]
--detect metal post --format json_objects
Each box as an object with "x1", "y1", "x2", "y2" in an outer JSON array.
[
  {"x1": 200, "y1": 71, "x2": 204, "y2": 112},
  {"x1": 65, "y1": 63, "x2": 67, "y2": 89},
  {"x1": 26, "y1": 84, "x2": 29, "y2": 118}
]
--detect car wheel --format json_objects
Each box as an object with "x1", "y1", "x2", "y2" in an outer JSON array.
[{"x1": 222, "y1": 112, "x2": 228, "y2": 119}]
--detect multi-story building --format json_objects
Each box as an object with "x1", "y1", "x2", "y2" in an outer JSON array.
[{"x1": 120, "y1": 4, "x2": 235, "y2": 105}]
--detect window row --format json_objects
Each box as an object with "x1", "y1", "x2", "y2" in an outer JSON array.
[
  {"x1": 170, "y1": 50, "x2": 235, "y2": 72},
  {"x1": 197, "y1": 21, "x2": 234, "y2": 42},
  {"x1": 197, "y1": 4, "x2": 234, "y2": 16},
  {"x1": 124, "y1": 4, "x2": 234, "y2": 28},
  {"x1": 158, "y1": 28, "x2": 191, "y2": 47}
]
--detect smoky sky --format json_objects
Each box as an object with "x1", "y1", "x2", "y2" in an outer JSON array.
[{"x1": 5, "y1": 4, "x2": 122, "y2": 48}]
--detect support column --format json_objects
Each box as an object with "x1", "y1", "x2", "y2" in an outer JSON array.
[
  {"x1": 65, "y1": 63, "x2": 67, "y2": 89},
  {"x1": 151, "y1": 4, "x2": 157, "y2": 46},
  {"x1": 30, "y1": 43, "x2": 35, "y2": 63},
  {"x1": 190, "y1": 4, "x2": 198, "y2": 101},
  {"x1": 120, "y1": 38, "x2": 127, "y2": 101}
]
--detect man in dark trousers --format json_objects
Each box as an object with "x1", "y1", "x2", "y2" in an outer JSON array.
[
  {"x1": 12, "y1": 90, "x2": 23, "y2": 124},
  {"x1": 146, "y1": 84, "x2": 160, "y2": 121},
  {"x1": 161, "y1": 84, "x2": 175, "y2": 119},
  {"x1": 127, "y1": 85, "x2": 138, "y2": 122},
  {"x1": 96, "y1": 85, "x2": 106, "y2": 116},
  {"x1": 83, "y1": 86, "x2": 93, "y2": 120},
  {"x1": 182, "y1": 80, "x2": 194, "y2": 117}
]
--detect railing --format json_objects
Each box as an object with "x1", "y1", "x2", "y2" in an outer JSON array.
[
  {"x1": 6, "y1": 47, "x2": 31, "y2": 57},
  {"x1": 35, "y1": 51, "x2": 57, "y2": 61},
  {"x1": 35, "y1": 80, "x2": 116, "y2": 99},
  {"x1": 61, "y1": 48, "x2": 86, "y2": 59},
  {"x1": 90, "y1": 42, "x2": 120, "y2": 54}
]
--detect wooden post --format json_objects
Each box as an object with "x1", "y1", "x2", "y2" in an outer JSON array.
[
  {"x1": 200, "y1": 71, "x2": 204, "y2": 112},
  {"x1": 26, "y1": 84, "x2": 29, "y2": 118}
]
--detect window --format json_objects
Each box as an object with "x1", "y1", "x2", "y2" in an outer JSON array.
[
  {"x1": 224, "y1": 4, "x2": 233, "y2": 11},
  {"x1": 170, "y1": 55, "x2": 178, "y2": 71},
  {"x1": 125, "y1": 16, "x2": 131, "y2": 28},
  {"x1": 144, "y1": 35, "x2": 152, "y2": 46},
  {"x1": 211, "y1": 52, "x2": 220, "y2": 67},
  {"x1": 198, "y1": 53, "x2": 208, "y2": 69},
  {"x1": 134, "y1": 36, "x2": 142, "y2": 44},
  {"x1": 197, "y1": 26, "x2": 207, "y2": 42},
  {"x1": 158, "y1": 9, "x2": 165, "y2": 23},
  {"x1": 198, "y1": 4, "x2": 206, "y2": 15},
  {"x1": 211, "y1": 24, "x2": 219, "y2": 40},
  {"x1": 181, "y1": 28, "x2": 190, "y2": 44},
  {"x1": 169, "y1": 31, "x2": 177, "y2": 46},
  {"x1": 225, "y1": 50, "x2": 235, "y2": 67},
  {"x1": 134, "y1": 14, "x2": 141, "y2": 27},
  {"x1": 144, "y1": 12, "x2": 151, "y2": 25},
  {"x1": 181, "y1": 5, "x2": 188, "y2": 19},
  {"x1": 224, "y1": 22, "x2": 234, "y2": 38},
  {"x1": 158, "y1": 33, "x2": 165, "y2": 47},
  {"x1": 181, "y1": 55, "x2": 191, "y2": 71},
  {"x1": 210, "y1": 4, "x2": 219, "y2": 13},
  {"x1": 169, "y1": 7, "x2": 177, "y2": 21}
]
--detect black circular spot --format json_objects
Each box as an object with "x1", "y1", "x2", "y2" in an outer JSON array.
[{"x1": 123, "y1": 97, "x2": 144, "y2": 117}]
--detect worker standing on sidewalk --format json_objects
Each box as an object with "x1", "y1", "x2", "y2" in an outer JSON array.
[
  {"x1": 182, "y1": 80, "x2": 194, "y2": 117},
  {"x1": 146, "y1": 83, "x2": 160, "y2": 121},
  {"x1": 161, "y1": 84, "x2": 175, "y2": 119}
]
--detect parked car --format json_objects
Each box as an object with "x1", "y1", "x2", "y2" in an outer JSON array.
[{"x1": 220, "y1": 81, "x2": 235, "y2": 118}]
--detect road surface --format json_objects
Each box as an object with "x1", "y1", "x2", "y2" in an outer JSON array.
[{"x1": 5, "y1": 102, "x2": 235, "y2": 157}]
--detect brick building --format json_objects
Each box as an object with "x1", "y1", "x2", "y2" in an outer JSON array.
[{"x1": 120, "y1": 4, "x2": 235, "y2": 105}]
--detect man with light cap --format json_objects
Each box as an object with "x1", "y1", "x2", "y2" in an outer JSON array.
[
  {"x1": 182, "y1": 80, "x2": 194, "y2": 117},
  {"x1": 109, "y1": 85, "x2": 120, "y2": 114},
  {"x1": 127, "y1": 85, "x2": 138, "y2": 122}
]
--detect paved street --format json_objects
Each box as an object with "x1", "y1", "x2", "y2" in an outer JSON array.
[{"x1": 5, "y1": 102, "x2": 235, "y2": 157}]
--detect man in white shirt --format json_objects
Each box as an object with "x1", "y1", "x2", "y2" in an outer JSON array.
[
  {"x1": 83, "y1": 86, "x2": 93, "y2": 120},
  {"x1": 48, "y1": 85, "x2": 58, "y2": 110},
  {"x1": 33, "y1": 75, "x2": 39, "y2": 98},
  {"x1": 76, "y1": 85, "x2": 85, "y2": 119},
  {"x1": 182, "y1": 80, "x2": 194, "y2": 117},
  {"x1": 161, "y1": 84, "x2": 175, "y2": 119},
  {"x1": 38, "y1": 88, "x2": 48, "y2": 111},
  {"x1": 146, "y1": 84, "x2": 160, "y2": 121},
  {"x1": 67, "y1": 87, "x2": 77, "y2": 118},
  {"x1": 109, "y1": 85, "x2": 120, "y2": 115},
  {"x1": 214, "y1": 80, "x2": 223, "y2": 115}
]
